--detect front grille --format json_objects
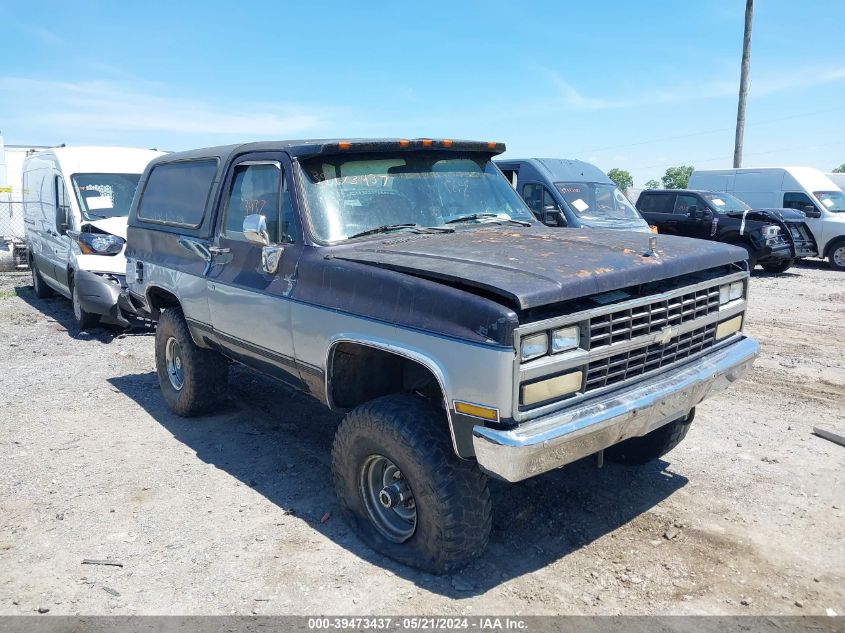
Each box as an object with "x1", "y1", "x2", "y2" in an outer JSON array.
[
  {"x1": 589, "y1": 285, "x2": 720, "y2": 349},
  {"x1": 585, "y1": 323, "x2": 718, "y2": 391}
]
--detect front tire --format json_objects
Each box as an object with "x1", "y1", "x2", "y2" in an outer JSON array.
[
  {"x1": 331, "y1": 394, "x2": 492, "y2": 574},
  {"x1": 30, "y1": 259, "x2": 54, "y2": 298},
  {"x1": 606, "y1": 410, "x2": 694, "y2": 465},
  {"x1": 828, "y1": 240, "x2": 845, "y2": 272},
  {"x1": 155, "y1": 307, "x2": 228, "y2": 416},
  {"x1": 71, "y1": 280, "x2": 100, "y2": 330},
  {"x1": 762, "y1": 258, "x2": 794, "y2": 273}
]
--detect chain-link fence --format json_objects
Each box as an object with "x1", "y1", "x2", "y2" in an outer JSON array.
[{"x1": 0, "y1": 199, "x2": 29, "y2": 271}]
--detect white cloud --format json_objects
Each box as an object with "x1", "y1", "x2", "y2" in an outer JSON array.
[{"x1": 0, "y1": 77, "x2": 331, "y2": 141}]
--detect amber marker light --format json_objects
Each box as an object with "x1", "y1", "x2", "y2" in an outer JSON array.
[
  {"x1": 399, "y1": 139, "x2": 410, "y2": 147},
  {"x1": 442, "y1": 139, "x2": 453, "y2": 147},
  {"x1": 487, "y1": 141, "x2": 497, "y2": 149},
  {"x1": 454, "y1": 401, "x2": 499, "y2": 422},
  {"x1": 421, "y1": 139, "x2": 433, "y2": 147},
  {"x1": 338, "y1": 141, "x2": 351, "y2": 150}
]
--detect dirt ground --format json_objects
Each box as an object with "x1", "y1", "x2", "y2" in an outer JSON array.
[{"x1": 1, "y1": 261, "x2": 843, "y2": 616}]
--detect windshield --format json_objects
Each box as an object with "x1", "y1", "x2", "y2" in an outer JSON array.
[
  {"x1": 554, "y1": 182, "x2": 642, "y2": 221},
  {"x1": 700, "y1": 192, "x2": 751, "y2": 213},
  {"x1": 299, "y1": 152, "x2": 534, "y2": 242},
  {"x1": 814, "y1": 191, "x2": 845, "y2": 212},
  {"x1": 71, "y1": 173, "x2": 142, "y2": 220}
]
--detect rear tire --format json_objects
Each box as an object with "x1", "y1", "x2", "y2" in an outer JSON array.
[
  {"x1": 762, "y1": 258, "x2": 794, "y2": 274},
  {"x1": 828, "y1": 240, "x2": 845, "y2": 272},
  {"x1": 331, "y1": 394, "x2": 492, "y2": 574},
  {"x1": 30, "y1": 259, "x2": 54, "y2": 298},
  {"x1": 606, "y1": 410, "x2": 694, "y2": 465},
  {"x1": 155, "y1": 307, "x2": 228, "y2": 416},
  {"x1": 71, "y1": 280, "x2": 100, "y2": 330}
]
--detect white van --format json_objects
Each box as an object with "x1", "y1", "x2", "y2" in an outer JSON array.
[
  {"x1": 23, "y1": 146, "x2": 165, "y2": 327},
  {"x1": 689, "y1": 167, "x2": 845, "y2": 271},
  {"x1": 826, "y1": 172, "x2": 845, "y2": 192}
]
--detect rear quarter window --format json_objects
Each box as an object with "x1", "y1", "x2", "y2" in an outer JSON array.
[
  {"x1": 137, "y1": 159, "x2": 218, "y2": 227},
  {"x1": 637, "y1": 193, "x2": 675, "y2": 213}
]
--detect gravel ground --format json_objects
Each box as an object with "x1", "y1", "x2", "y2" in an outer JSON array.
[{"x1": 1, "y1": 262, "x2": 843, "y2": 616}]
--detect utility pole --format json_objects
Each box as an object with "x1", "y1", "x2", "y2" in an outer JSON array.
[{"x1": 734, "y1": 0, "x2": 754, "y2": 168}]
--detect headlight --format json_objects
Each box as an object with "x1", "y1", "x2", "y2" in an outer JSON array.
[
  {"x1": 74, "y1": 232, "x2": 125, "y2": 255},
  {"x1": 551, "y1": 325, "x2": 580, "y2": 353},
  {"x1": 520, "y1": 332, "x2": 548, "y2": 362},
  {"x1": 719, "y1": 281, "x2": 744, "y2": 305},
  {"x1": 761, "y1": 225, "x2": 780, "y2": 238}
]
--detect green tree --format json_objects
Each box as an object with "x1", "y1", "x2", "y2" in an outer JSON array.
[
  {"x1": 661, "y1": 165, "x2": 695, "y2": 189},
  {"x1": 644, "y1": 179, "x2": 661, "y2": 189},
  {"x1": 607, "y1": 168, "x2": 633, "y2": 192},
  {"x1": 832, "y1": 163, "x2": 845, "y2": 173}
]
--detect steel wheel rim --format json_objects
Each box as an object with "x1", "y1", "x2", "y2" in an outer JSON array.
[
  {"x1": 165, "y1": 336, "x2": 185, "y2": 391},
  {"x1": 359, "y1": 454, "x2": 417, "y2": 543},
  {"x1": 834, "y1": 246, "x2": 845, "y2": 267}
]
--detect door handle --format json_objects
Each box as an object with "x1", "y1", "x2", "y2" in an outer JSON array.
[{"x1": 208, "y1": 246, "x2": 231, "y2": 255}]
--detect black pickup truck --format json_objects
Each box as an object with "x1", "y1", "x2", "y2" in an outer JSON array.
[{"x1": 636, "y1": 189, "x2": 816, "y2": 273}]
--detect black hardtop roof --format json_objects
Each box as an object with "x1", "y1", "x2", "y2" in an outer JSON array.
[{"x1": 148, "y1": 138, "x2": 507, "y2": 166}]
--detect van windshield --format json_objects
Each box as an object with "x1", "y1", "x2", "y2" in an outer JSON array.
[
  {"x1": 71, "y1": 173, "x2": 141, "y2": 220},
  {"x1": 814, "y1": 191, "x2": 845, "y2": 212},
  {"x1": 554, "y1": 182, "x2": 641, "y2": 220},
  {"x1": 299, "y1": 151, "x2": 534, "y2": 242},
  {"x1": 700, "y1": 192, "x2": 751, "y2": 213}
]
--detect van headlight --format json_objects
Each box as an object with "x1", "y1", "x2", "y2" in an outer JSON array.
[
  {"x1": 520, "y1": 332, "x2": 548, "y2": 362},
  {"x1": 73, "y1": 232, "x2": 125, "y2": 255},
  {"x1": 761, "y1": 225, "x2": 780, "y2": 238},
  {"x1": 719, "y1": 281, "x2": 744, "y2": 305},
  {"x1": 551, "y1": 325, "x2": 580, "y2": 353}
]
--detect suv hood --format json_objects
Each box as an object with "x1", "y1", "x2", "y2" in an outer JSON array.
[
  {"x1": 331, "y1": 226, "x2": 745, "y2": 310},
  {"x1": 725, "y1": 208, "x2": 806, "y2": 224},
  {"x1": 82, "y1": 216, "x2": 128, "y2": 239}
]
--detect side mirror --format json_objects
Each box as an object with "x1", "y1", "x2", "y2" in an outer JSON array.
[
  {"x1": 243, "y1": 214, "x2": 269, "y2": 246},
  {"x1": 56, "y1": 205, "x2": 70, "y2": 235},
  {"x1": 803, "y1": 204, "x2": 822, "y2": 219},
  {"x1": 542, "y1": 204, "x2": 561, "y2": 227}
]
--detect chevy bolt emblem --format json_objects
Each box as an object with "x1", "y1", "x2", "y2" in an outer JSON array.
[{"x1": 658, "y1": 325, "x2": 677, "y2": 346}]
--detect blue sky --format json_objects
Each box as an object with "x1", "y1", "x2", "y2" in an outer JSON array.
[{"x1": 2, "y1": 0, "x2": 843, "y2": 185}]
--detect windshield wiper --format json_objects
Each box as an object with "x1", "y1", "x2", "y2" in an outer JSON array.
[
  {"x1": 445, "y1": 213, "x2": 532, "y2": 226},
  {"x1": 347, "y1": 224, "x2": 421, "y2": 240}
]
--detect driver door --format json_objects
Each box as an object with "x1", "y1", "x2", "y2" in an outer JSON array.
[{"x1": 206, "y1": 152, "x2": 303, "y2": 386}]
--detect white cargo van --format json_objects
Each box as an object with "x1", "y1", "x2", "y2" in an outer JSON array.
[
  {"x1": 23, "y1": 146, "x2": 165, "y2": 327},
  {"x1": 826, "y1": 172, "x2": 845, "y2": 192},
  {"x1": 689, "y1": 167, "x2": 845, "y2": 271}
]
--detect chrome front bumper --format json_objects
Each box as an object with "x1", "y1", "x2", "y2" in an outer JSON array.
[{"x1": 472, "y1": 336, "x2": 759, "y2": 482}]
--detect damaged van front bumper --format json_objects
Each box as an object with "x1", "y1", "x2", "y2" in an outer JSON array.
[
  {"x1": 74, "y1": 269, "x2": 131, "y2": 327},
  {"x1": 472, "y1": 336, "x2": 759, "y2": 482}
]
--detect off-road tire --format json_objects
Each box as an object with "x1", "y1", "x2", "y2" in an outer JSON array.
[
  {"x1": 30, "y1": 259, "x2": 54, "y2": 298},
  {"x1": 155, "y1": 307, "x2": 228, "y2": 416},
  {"x1": 71, "y1": 279, "x2": 100, "y2": 330},
  {"x1": 331, "y1": 394, "x2": 492, "y2": 574},
  {"x1": 605, "y1": 409, "x2": 695, "y2": 465},
  {"x1": 827, "y1": 239, "x2": 845, "y2": 272},
  {"x1": 762, "y1": 258, "x2": 794, "y2": 274}
]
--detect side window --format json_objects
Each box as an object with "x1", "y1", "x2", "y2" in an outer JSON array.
[
  {"x1": 783, "y1": 192, "x2": 813, "y2": 211},
  {"x1": 54, "y1": 176, "x2": 70, "y2": 212},
  {"x1": 223, "y1": 162, "x2": 297, "y2": 244},
  {"x1": 522, "y1": 184, "x2": 555, "y2": 214},
  {"x1": 54, "y1": 175, "x2": 72, "y2": 229},
  {"x1": 542, "y1": 187, "x2": 557, "y2": 209},
  {"x1": 138, "y1": 159, "x2": 217, "y2": 227},
  {"x1": 639, "y1": 193, "x2": 675, "y2": 213},
  {"x1": 674, "y1": 194, "x2": 699, "y2": 214},
  {"x1": 522, "y1": 183, "x2": 543, "y2": 214}
]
